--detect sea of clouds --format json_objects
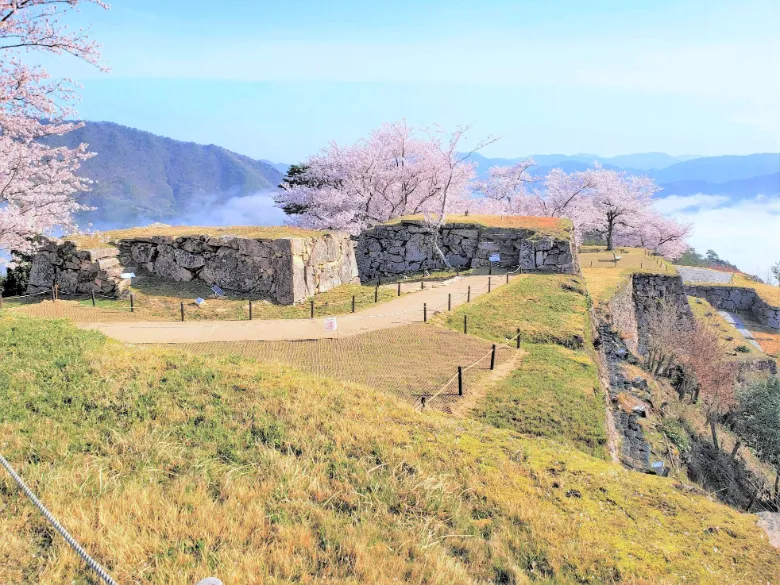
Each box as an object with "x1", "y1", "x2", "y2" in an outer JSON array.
[{"x1": 654, "y1": 193, "x2": 780, "y2": 283}]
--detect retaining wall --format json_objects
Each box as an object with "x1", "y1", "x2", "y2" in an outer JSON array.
[
  {"x1": 355, "y1": 219, "x2": 576, "y2": 282},
  {"x1": 609, "y1": 273, "x2": 694, "y2": 357},
  {"x1": 26, "y1": 232, "x2": 358, "y2": 305},
  {"x1": 684, "y1": 285, "x2": 779, "y2": 330}
]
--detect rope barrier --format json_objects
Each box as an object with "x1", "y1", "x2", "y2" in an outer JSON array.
[
  {"x1": 418, "y1": 330, "x2": 521, "y2": 409},
  {"x1": 0, "y1": 289, "x2": 51, "y2": 300},
  {"x1": 0, "y1": 451, "x2": 119, "y2": 585}
]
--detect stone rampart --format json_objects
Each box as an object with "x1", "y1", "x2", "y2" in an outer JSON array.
[
  {"x1": 27, "y1": 232, "x2": 358, "y2": 305},
  {"x1": 355, "y1": 219, "x2": 576, "y2": 282},
  {"x1": 608, "y1": 274, "x2": 694, "y2": 357},
  {"x1": 684, "y1": 285, "x2": 779, "y2": 330}
]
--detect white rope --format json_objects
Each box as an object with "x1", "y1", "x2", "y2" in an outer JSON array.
[
  {"x1": 418, "y1": 331, "x2": 521, "y2": 409},
  {"x1": 0, "y1": 452, "x2": 119, "y2": 585},
  {"x1": 0, "y1": 289, "x2": 51, "y2": 300}
]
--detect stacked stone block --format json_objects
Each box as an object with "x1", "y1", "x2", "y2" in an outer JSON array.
[
  {"x1": 355, "y1": 219, "x2": 576, "y2": 282},
  {"x1": 27, "y1": 232, "x2": 358, "y2": 305}
]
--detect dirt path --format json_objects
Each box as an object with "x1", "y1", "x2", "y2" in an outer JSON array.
[
  {"x1": 77, "y1": 274, "x2": 511, "y2": 344},
  {"x1": 445, "y1": 348, "x2": 523, "y2": 417}
]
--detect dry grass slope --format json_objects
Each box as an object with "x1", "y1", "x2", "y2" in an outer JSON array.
[
  {"x1": 580, "y1": 247, "x2": 676, "y2": 306},
  {"x1": 0, "y1": 314, "x2": 777, "y2": 584}
]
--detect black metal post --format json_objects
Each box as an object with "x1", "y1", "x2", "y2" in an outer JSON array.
[
  {"x1": 130, "y1": 294, "x2": 134, "y2": 313},
  {"x1": 180, "y1": 302, "x2": 185, "y2": 321},
  {"x1": 421, "y1": 280, "x2": 424, "y2": 290},
  {"x1": 310, "y1": 300, "x2": 315, "y2": 318},
  {"x1": 249, "y1": 300, "x2": 253, "y2": 320},
  {"x1": 351, "y1": 295, "x2": 356, "y2": 313},
  {"x1": 464, "y1": 314, "x2": 468, "y2": 334},
  {"x1": 91, "y1": 291, "x2": 96, "y2": 307},
  {"x1": 397, "y1": 282, "x2": 401, "y2": 296},
  {"x1": 374, "y1": 285, "x2": 378, "y2": 303},
  {"x1": 458, "y1": 366, "x2": 463, "y2": 396},
  {"x1": 467, "y1": 286, "x2": 471, "y2": 302},
  {"x1": 489, "y1": 264, "x2": 492, "y2": 275},
  {"x1": 516, "y1": 328, "x2": 521, "y2": 349},
  {"x1": 448, "y1": 293, "x2": 451, "y2": 311},
  {"x1": 490, "y1": 344, "x2": 496, "y2": 370},
  {"x1": 506, "y1": 272, "x2": 509, "y2": 284},
  {"x1": 488, "y1": 277, "x2": 492, "y2": 293},
  {"x1": 423, "y1": 303, "x2": 427, "y2": 323}
]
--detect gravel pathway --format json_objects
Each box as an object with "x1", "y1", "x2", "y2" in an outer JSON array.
[
  {"x1": 718, "y1": 310, "x2": 764, "y2": 351},
  {"x1": 76, "y1": 274, "x2": 505, "y2": 344},
  {"x1": 757, "y1": 512, "x2": 780, "y2": 548},
  {"x1": 676, "y1": 266, "x2": 734, "y2": 284}
]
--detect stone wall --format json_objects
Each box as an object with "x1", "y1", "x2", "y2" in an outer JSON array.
[
  {"x1": 355, "y1": 219, "x2": 576, "y2": 282},
  {"x1": 684, "y1": 285, "x2": 779, "y2": 330},
  {"x1": 608, "y1": 274, "x2": 694, "y2": 357},
  {"x1": 27, "y1": 232, "x2": 358, "y2": 305},
  {"x1": 26, "y1": 239, "x2": 129, "y2": 297}
]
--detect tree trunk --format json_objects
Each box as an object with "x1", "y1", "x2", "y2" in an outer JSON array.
[
  {"x1": 730, "y1": 440, "x2": 741, "y2": 460},
  {"x1": 709, "y1": 419, "x2": 719, "y2": 450},
  {"x1": 431, "y1": 231, "x2": 452, "y2": 269}
]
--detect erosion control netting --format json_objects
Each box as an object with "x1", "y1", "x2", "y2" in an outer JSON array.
[{"x1": 178, "y1": 323, "x2": 518, "y2": 412}]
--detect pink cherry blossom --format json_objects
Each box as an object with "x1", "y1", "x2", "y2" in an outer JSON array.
[
  {"x1": 1, "y1": 0, "x2": 108, "y2": 258},
  {"x1": 275, "y1": 120, "x2": 495, "y2": 234}
]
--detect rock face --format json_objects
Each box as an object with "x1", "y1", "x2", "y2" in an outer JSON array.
[
  {"x1": 684, "y1": 285, "x2": 779, "y2": 330},
  {"x1": 26, "y1": 232, "x2": 358, "y2": 305},
  {"x1": 355, "y1": 219, "x2": 576, "y2": 282}
]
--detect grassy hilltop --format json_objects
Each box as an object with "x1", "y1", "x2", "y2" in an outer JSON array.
[
  {"x1": 1, "y1": 244, "x2": 778, "y2": 583},
  {"x1": 1, "y1": 314, "x2": 777, "y2": 584}
]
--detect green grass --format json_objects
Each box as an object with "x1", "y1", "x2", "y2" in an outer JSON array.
[
  {"x1": 433, "y1": 273, "x2": 608, "y2": 458},
  {"x1": 474, "y1": 343, "x2": 607, "y2": 458},
  {"x1": 1, "y1": 313, "x2": 777, "y2": 584},
  {"x1": 10, "y1": 279, "x2": 410, "y2": 322},
  {"x1": 435, "y1": 273, "x2": 590, "y2": 346},
  {"x1": 688, "y1": 296, "x2": 768, "y2": 361}
]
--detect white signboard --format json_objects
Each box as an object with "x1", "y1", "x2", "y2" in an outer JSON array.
[
  {"x1": 489, "y1": 253, "x2": 500, "y2": 262},
  {"x1": 324, "y1": 317, "x2": 338, "y2": 331},
  {"x1": 195, "y1": 297, "x2": 206, "y2": 306},
  {"x1": 120, "y1": 272, "x2": 136, "y2": 279}
]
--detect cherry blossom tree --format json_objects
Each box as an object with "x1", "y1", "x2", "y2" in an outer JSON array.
[
  {"x1": 275, "y1": 120, "x2": 495, "y2": 234},
  {"x1": 577, "y1": 167, "x2": 660, "y2": 251},
  {"x1": 635, "y1": 213, "x2": 692, "y2": 259},
  {"x1": 472, "y1": 158, "x2": 536, "y2": 213},
  {"x1": 0, "y1": 0, "x2": 108, "y2": 259}
]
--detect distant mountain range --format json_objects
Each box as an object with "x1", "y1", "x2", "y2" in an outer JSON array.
[
  {"x1": 40, "y1": 122, "x2": 779, "y2": 229},
  {"x1": 44, "y1": 121, "x2": 284, "y2": 227},
  {"x1": 470, "y1": 152, "x2": 780, "y2": 199}
]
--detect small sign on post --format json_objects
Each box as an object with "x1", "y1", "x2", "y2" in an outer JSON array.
[
  {"x1": 324, "y1": 317, "x2": 338, "y2": 332},
  {"x1": 489, "y1": 253, "x2": 500, "y2": 263}
]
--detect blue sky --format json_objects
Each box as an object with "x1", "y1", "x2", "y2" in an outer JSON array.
[{"x1": 47, "y1": 0, "x2": 780, "y2": 163}]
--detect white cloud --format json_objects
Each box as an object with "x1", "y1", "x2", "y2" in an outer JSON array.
[
  {"x1": 654, "y1": 194, "x2": 731, "y2": 214},
  {"x1": 655, "y1": 194, "x2": 780, "y2": 279}
]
